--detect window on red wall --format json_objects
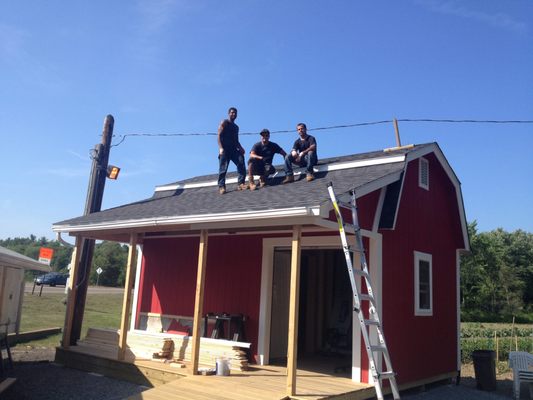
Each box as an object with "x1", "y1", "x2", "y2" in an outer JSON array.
[{"x1": 414, "y1": 251, "x2": 433, "y2": 316}]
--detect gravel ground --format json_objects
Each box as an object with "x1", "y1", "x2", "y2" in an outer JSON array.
[
  {"x1": 1, "y1": 347, "x2": 524, "y2": 399},
  {"x1": 2, "y1": 362, "x2": 147, "y2": 400}
]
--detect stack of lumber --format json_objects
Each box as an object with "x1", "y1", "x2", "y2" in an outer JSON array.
[
  {"x1": 76, "y1": 328, "x2": 251, "y2": 371},
  {"x1": 128, "y1": 331, "x2": 251, "y2": 371}
]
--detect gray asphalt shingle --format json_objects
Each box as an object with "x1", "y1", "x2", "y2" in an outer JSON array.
[{"x1": 53, "y1": 144, "x2": 431, "y2": 228}]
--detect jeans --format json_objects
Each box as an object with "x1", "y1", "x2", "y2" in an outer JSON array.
[
  {"x1": 218, "y1": 150, "x2": 246, "y2": 187},
  {"x1": 248, "y1": 159, "x2": 276, "y2": 176},
  {"x1": 284, "y1": 151, "x2": 317, "y2": 176}
]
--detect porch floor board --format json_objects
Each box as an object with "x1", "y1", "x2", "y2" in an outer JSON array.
[
  {"x1": 59, "y1": 333, "x2": 374, "y2": 400},
  {"x1": 127, "y1": 364, "x2": 374, "y2": 400}
]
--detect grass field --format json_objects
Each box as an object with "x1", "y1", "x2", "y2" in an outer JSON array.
[{"x1": 15, "y1": 291, "x2": 123, "y2": 348}]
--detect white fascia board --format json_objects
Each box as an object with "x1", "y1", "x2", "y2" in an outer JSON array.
[
  {"x1": 154, "y1": 155, "x2": 406, "y2": 192},
  {"x1": 318, "y1": 170, "x2": 403, "y2": 216},
  {"x1": 406, "y1": 143, "x2": 470, "y2": 251},
  {"x1": 52, "y1": 206, "x2": 322, "y2": 233}
]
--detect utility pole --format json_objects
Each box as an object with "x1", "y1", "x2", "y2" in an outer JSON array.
[{"x1": 69, "y1": 115, "x2": 114, "y2": 345}]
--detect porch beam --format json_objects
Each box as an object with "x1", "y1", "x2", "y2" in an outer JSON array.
[
  {"x1": 287, "y1": 225, "x2": 302, "y2": 396},
  {"x1": 118, "y1": 233, "x2": 139, "y2": 360},
  {"x1": 62, "y1": 236, "x2": 83, "y2": 348},
  {"x1": 191, "y1": 229, "x2": 208, "y2": 374}
]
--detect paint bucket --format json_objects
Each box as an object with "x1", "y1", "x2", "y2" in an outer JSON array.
[{"x1": 215, "y1": 358, "x2": 230, "y2": 376}]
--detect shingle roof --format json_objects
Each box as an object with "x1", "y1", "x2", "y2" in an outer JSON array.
[{"x1": 53, "y1": 143, "x2": 434, "y2": 230}]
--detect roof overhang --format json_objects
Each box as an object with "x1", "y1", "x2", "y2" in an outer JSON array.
[
  {"x1": 0, "y1": 246, "x2": 50, "y2": 272},
  {"x1": 53, "y1": 205, "x2": 326, "y2": 236}
]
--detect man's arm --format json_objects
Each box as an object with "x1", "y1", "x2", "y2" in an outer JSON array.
[
  {"x1": 217, "y1": 119, "x2": 226, "y2": 154},
  {"x1": 299, "y1": 137, "x2": 316, "y2": 156}
]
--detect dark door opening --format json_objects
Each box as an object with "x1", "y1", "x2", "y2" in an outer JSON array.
[{"x1": 270, "y1": 249, "x2": 353, "y2": 372}]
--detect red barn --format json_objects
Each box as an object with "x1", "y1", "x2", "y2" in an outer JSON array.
[{"x1": 53, "y1": 142, "x2": 469, "y2": 396}]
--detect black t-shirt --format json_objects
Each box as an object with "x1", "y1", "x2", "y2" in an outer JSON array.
[
  {"x1": 220, "y1": 119, "x2": 239, "y2": 151},
  {"x1": 251, "y1": 141, "x2": 283, "y2": 165},
  {"x1": 292, "y1": 134, "x2": 317, "y2": 154}
]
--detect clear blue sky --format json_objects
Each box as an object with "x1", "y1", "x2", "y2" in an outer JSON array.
[{"x1": 1, "y1": 1, "x2": 532, "y2": 240}]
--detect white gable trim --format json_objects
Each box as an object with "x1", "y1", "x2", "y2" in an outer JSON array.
[{"x1": 154, "y1": 155, "x2": 406, "y2": 192}]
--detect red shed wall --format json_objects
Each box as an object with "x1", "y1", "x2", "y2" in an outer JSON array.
[
  {"x1": 138, "y1": 234, "x2": 264, "y2": 356},
  {"x1": 381, "y1": 153, "x2": 465, "y2": 384}
]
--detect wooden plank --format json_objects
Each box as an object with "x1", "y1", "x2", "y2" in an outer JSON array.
[
  {"x1": 0, "y1": 377, "x2": 16, "y2": 394},
  {"x1": 287, "y1": 225, "x2": 302, "y2": 396},
  {"x1": 191, "y1": 229, "x2": 208, "y2": 374},
  {"x1": 62, "y1": 236, "x2": 83, "y2": 348},
  {"x1": 118, "y1": 234, "x2": 139, "y2": 360}
]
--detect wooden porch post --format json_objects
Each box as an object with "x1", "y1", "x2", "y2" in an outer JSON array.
[
  {"x1": 118, "y1": 233, "x2": 139, "y2": 361},
  {"x1": 287, "y1": 225, "x2": 302, "y2": 396},
  {"x1": 62, "y1": 236, "x2": 83, "y2": 348},
  {"x1": 191, "y1": 229, "x2": 208, "y2": 375}
]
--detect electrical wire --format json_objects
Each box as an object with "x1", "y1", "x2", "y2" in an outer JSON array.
[{"x1": 110, "y1": 118, "x2": 533, "y2": 147}]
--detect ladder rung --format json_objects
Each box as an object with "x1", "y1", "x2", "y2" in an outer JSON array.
[
  {"x1": 359, "y1": 294, "x2": 375, "y2": 303},
  {"x1": 364, "y1": 319, "x2": 380, "y2": 326},
  {"x1": 352, "y1": 269, "x2": 370, "y2": 278},
  {"x1": 370, "y1": 345, "x2": 387, "y2": 353},
  {"x1": 378, "y1": 371, "x2": 396, "y2": 379}
]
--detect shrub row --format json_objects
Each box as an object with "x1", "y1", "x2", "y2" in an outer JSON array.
[
  {"x1": 461, "y1": 337, "x2": 533, "y2": 363},
  {"x1": 461, "y1": 326, "x2": 533, "y2": 338}
]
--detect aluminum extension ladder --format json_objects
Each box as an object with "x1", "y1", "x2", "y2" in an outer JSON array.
[{"x1": 327, "y1": 183, "x2": 400, "y2": 400}]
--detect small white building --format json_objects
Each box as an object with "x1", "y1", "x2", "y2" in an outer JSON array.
[{"x1": 0, "y1": 246, "x2": 49, "y2": 334}]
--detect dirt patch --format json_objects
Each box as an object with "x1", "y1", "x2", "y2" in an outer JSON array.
[{"x1": 461, "y1": 362, "x2": 515, "y2": 398}]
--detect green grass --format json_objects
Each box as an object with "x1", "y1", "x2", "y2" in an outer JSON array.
[{"x1": 16, "y1": 292, "x2": 123, "y2": 348}]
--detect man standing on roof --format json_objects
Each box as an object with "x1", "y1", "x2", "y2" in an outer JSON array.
[
  {"x1": 248, "y1": 129, "x2": 287, "y2": 190},
  {"x1": 283, "y1": 123, "x2": 318, "y2": 183},
  {"x1": 217, "y1": 107, "x2": 247, "y2": 194}
]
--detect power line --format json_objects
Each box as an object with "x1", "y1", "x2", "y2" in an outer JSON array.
[{"x1": 110, "y1": 118, "x2": 533, "y2": 147}]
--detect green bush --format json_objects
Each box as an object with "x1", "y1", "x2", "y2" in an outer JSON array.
[{"x1": 461, "y1": 337, "x2": 533, "y2": 363}]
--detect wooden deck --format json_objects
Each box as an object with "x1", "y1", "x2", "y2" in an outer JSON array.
[
  {"x1": 127, "y1": 364, "x2": 375, "y2": 400},
  {"x1": 56, "y1": 341, "x2": 375, "y2": 400}
]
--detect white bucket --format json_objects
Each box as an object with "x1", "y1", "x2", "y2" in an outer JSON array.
[{"x1": 215, "y1": 358, "x2": 230, "y2": 376}]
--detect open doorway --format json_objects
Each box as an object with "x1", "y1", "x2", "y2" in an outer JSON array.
[{"x1": 269, "y1": 249, "x2": 353, "y2": 375}]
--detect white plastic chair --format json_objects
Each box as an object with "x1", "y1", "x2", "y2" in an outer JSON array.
[{"x1": 509, "y1": 351, "x2": 533, "y2": 399}]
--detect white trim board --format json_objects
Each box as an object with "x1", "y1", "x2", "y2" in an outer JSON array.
[{"x1": 155, "y1": 155, "x2": 406, "y2": 192}]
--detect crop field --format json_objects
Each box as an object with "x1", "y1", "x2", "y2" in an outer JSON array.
[{"x1": 461, "y1": 321, "x2": 533, "y2": 363}]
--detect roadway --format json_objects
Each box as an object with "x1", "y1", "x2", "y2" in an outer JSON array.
[{"x1": 24, "y1": 283, "x2": 124, "y2": 295}]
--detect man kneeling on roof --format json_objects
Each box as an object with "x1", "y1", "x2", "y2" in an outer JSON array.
[
  {"x1": 248, "y1": 129, "x2": 287, "y2": 190},
  {"x1": 283, "y1": 122, "x2": 318, "y2": 183}
]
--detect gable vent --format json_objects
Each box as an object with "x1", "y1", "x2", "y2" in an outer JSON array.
[{"x1": 419, "y1": 157, "x2": 429, "y2": 190}]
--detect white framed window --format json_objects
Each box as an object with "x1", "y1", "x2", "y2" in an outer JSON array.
[
  {"x1": 419, "y1": 157, "x2": 429, "y2": 190},
  {"x1": 414, "y1": 251, "x2": 432, "y2": 316}
]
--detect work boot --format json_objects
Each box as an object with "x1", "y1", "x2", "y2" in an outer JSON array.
[
  {"x1": 219, "y1": 186, "x2": 226, "y2": 195},
  {"x1": 282, "y1": 175, "x2": 294, "y2": 184},
  {"x1": 237, "y1": 183, "x2": 248, "y2": 191},
  {"x1": 306, "y1": 173, "x2": 315, "y2": 182},
  {"x1": 259, "y1": 176, "x2": 267, "y2": 188},
  {"x1": 249, "y1": 177, "x2": 257, "y2": 191}
]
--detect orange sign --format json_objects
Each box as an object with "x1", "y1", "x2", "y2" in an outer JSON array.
[{"x1": 39, "y1": 247, "x2": 54, "y2": 265}]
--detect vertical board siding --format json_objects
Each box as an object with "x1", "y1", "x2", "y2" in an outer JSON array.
[
  {"x1": 381, "y1": 153, "x2": 464, "y2": 384},
  {"x1": 139, "y1": 235, "x2": 263, "y2": 356}
]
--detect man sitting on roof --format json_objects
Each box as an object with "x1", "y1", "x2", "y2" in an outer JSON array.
[
  {"x1": 283, "y1": 122, "x2": 318, "y2": 183},
  {"x1": 247, "y1": 129, "x2": 287, "y2": 190}
]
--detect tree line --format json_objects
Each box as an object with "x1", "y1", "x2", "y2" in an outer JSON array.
[
  {"x1": 1, "y1": 224, "x2": 532, "y2": 322},
  {"x1": 461, "y1": 222, "x2": 533, "y2": 322},
  {"x1": 0, "y1": 235, "x2": 128, "y2": 287}
]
